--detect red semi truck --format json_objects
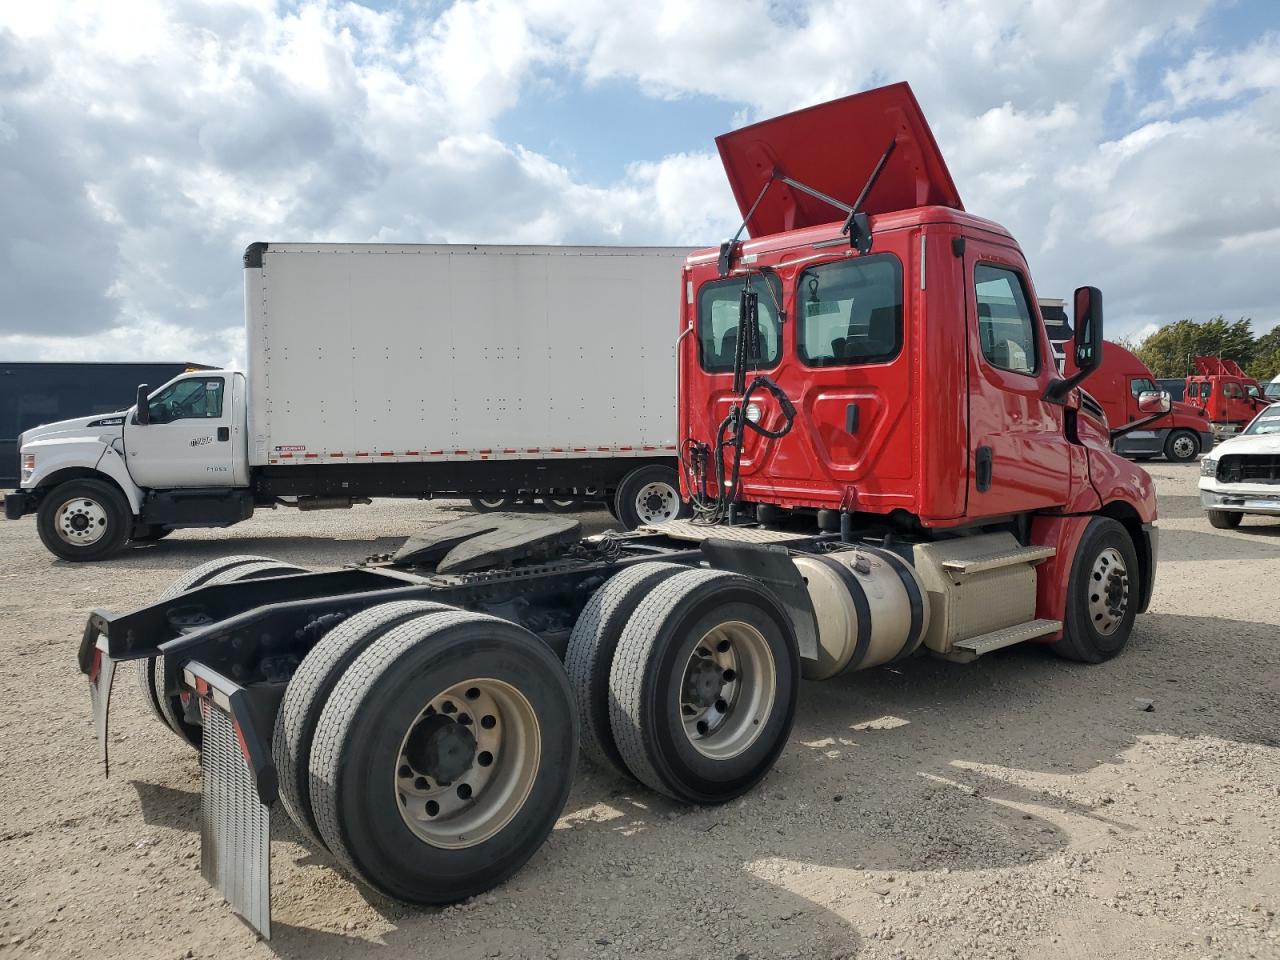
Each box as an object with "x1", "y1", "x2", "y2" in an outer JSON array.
[
  {"x1": 1185, "y1": 356, "x2": 1273, "y2": 437},
  {"x1": 78, "y1": 82, "x2": 1159, "y2": 937},
  {"x1": 1065, "y1": 340, "x2": 1213, "y2": 462}
]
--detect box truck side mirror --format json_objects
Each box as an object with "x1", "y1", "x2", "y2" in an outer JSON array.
[
  {"x1": 1045, "y1": 285, "x2": 1104, "y2": 404},
  {"x1": 134, "y1": 384, "x2": 150, "y2": 425}
]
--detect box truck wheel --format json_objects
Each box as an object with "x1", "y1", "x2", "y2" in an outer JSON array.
[
  {"x1": 565, "y1": 561, "x2": 687, "y2": 776},
  {"x1": 309, "y1": 610, "x2": 576, "y2": 904},
  {"x1": 36, "y1": 478, "x2": 131, "y2": 562},
  {"x1": 614, "y1": 465, "x2": 688, "y2": 528},
  {"x1": 469, "y1": 496, "x2": 515, "y2": 512},
  {"x1": 137, "y1": 555, "x2": 306, "y2": 748},
  {"x1": 608, "y1": 568, "x2": 798, "y2": 804},
  {"x1": 540, "y1": 492, "x2": 579, "y2": 513},
  {"x1": 1163, "y1": 429, "x2": 1199, "y2": 462},
  {"x1": 1051, "y1": 517, "x2": 1139, "y2": 664},
  {"x1": 273, "y1": 599, "x2": 454, "y2": 851},
  {"x1": 1206, "y1": 509, "x2": 1242, "y2": 529}
]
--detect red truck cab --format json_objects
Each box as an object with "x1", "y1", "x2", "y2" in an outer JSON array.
[
  {"x1": 678, "y1": 84, "x2": 1154, "y2": 526},
  {"x1": 1185, "y1": 357, "x2": 1273, "y2": 437},
  {"x1": 1066, "y1": 341, "x2": 1213, "y2": 462}
]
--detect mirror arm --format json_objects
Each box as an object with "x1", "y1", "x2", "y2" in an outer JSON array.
[
  {"x1": 1111, "y1": 414, "x2": 1165, "y2": 440},
  {"x1": 1044, "y1": 369, "x2": 1092, "y2": 405}
]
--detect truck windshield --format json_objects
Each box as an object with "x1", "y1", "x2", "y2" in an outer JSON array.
[{"x1": 1244, "y1": 408, "x2": 1280, "y2": 435}]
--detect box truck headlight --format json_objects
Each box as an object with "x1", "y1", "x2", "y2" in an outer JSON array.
[
  {"x1": 21, "y1": 453, "x2": 35, "y2": 483},
  {"x1": 1200, "y1": 457, "x2": 1217, "y2": 478}
]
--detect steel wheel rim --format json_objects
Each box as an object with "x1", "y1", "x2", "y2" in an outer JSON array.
[
  {"x1": 54, "y1": 497, "x2": 109, "y2": 546},
  {"x1": 1087, "y1": 547, "x2": 1129, "y2": 636},
  {"x1": 394, "y1": 677, "x2": 540, "y2": 849},
  {"x1": 635, "y1": 480, "x2": 679, "y2": 524},
  {"x1": 679, "y1": 621, "x2": 776, "y2": 760},
  {"x1": 476, "y1": 497, "x2": 509, "y2": 510},
  {"x1": 1171, "y1": 434, "x2": 1195, "y2": 459}
]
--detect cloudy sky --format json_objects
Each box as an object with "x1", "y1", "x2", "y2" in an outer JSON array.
[{"x1": 1, "y1": 0, "x2": 1277, "y2": 367}]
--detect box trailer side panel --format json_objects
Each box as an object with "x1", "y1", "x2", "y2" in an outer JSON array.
[{"x1": 248, "y1": 245, "x2": 690, "y2": 467}]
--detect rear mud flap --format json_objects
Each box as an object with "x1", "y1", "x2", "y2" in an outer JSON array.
[
  {"x1": 200, "y1": 699, "x2": 272, "y2": 938},
  {"x1": 87, "y1": 635, "x2": 117, "y2": 774}
]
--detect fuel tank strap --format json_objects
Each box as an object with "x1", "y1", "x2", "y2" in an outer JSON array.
[
  {"x1": 808, "y1": 553, "x2": 872, "y2": 672},
  {"x1": 859, "y1": 546, "x2": 927, "y2": 663}
]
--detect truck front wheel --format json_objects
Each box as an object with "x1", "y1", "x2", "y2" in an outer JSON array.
[
  {"x1": 36, "y1": 479, "x2": 131, "y2": 562},
  {"x1": 1207, "y1": 509, "x2": 1243, "y2": 529},
  {"x1": 1052, "y1": 517, "x2": 1139, "y2": 664},
  {"x1": 309, "y1": 610, "x2": 576, "y2": 904},
  {"x1": 1164, "y1": 429, "x2": 1199, "y2": 462}
]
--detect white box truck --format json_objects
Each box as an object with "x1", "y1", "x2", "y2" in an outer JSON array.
[{"x1": 6, "y1": 243, "x2": 692, "y2": 560}]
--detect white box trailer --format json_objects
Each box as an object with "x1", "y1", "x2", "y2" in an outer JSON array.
[{"x1": 6, "y1": 243, "x2": 692, "y2": 561}]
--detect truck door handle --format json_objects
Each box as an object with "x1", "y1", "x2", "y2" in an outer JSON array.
[
  {"x1": 217, "y1": 427, "x2": 230, "y2": 442},
  {"x1": 976, "y1": 445, "x2": 993, "y2": 492},
  {"x1": 845, "y1": 403, "x2": 859, "y2": 434}
]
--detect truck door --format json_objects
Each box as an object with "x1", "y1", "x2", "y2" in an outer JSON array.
[
  {"x1": 964, "y1": 245, "x2": 1071, "y2": 514},
  {"x1": 123, "y1": 374, "x2": 237, "y2": 488}
]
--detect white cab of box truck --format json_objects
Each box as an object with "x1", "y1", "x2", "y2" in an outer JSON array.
[{"x1": 5, "y1": 243, "x2": 691, "y2": 560}]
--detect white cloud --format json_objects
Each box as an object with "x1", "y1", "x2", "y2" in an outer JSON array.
[{"x1": 1, "y1": 0, "x2": 1276, "y2": 366}]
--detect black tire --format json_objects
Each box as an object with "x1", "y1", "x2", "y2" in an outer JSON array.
[
  {"x1": 138, "y1": 555, "x2": 304, "y2": 748},
  {"x1": 608, "y1": 568, "x2": 799, "y2": 804},
  {"x1": 613, "y1": 465, "x2": 689, "y2": 529},
  {"x1": 1051, "y1": 517, "x2": 1140, "y2": 664},
  {"x1": 565, "y1": 562, "x2": 687, "y2": 776},
  {"x1": 273, "y1": 600, "x2": 454, "y2": 851},
  {"x1": 469, "y1": 496, "x2": 514, "y2": 512},
  {"x1": 310, "y1": 611, "x2": 576, "y2": 904},
  {"x1": 1207, "y1": 509, "x2": 1243, "y2": 529},
  {"x1": 36, "y1": 478, "x2": 131, "y2": 562},
  {"x1": 540, "y1": 494, "x2": 579, "y2": 513},
  {"x1": 1163, "y1": 429, "x2": 1199, "y2": 462},
  {"x1": 130, "y1": 524, "x2": 173, "y2": 542}
]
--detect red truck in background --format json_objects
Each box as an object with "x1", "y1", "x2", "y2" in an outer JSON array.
[
  {"x1": 1185, "y1": 356, "x2": 1273, "y2": 438},
  {"x1": 1065, "y1": 340, "x2": 1213, "y2": 462}
]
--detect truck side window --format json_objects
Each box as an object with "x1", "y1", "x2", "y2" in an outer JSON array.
[
  {"x1": 1224, "y1": 382, "x2": 1243, "y2": 399},
  {"x1": 1130, "y1": 378, "x2": 1156, "y2": 397},
  {"x1": 796, "y1": 254, "x2": 902, "y2": 366},
  {"x1": 147, "y1": 378, "x2": 224, "y2": 424},
  {"x1": 696, "y1": 275, "x2": 783, "y2": 373},
  {"x1": 974, "y1": 264, "x2": 1038, "y2": 375}
]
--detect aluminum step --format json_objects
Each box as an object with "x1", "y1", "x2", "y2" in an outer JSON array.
[
  {"x1": 953, "y1": 618, "x2": 1062, "y2": 655},
  {"x1": 940, "y1": 545, "x2": 1055, "y2": 579}
]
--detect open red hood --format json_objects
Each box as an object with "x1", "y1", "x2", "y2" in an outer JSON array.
[{"x1": 715, "y1": 82, "x2": 963, "y2": 238}]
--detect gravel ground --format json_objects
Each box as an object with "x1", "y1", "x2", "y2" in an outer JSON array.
[{"x1": 1, "y1": 467, "x2": 1278, "y2": 960}]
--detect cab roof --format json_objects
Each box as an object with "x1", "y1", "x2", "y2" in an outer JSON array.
[{"x1": 716, "y1": 82, "x2": 963, "y2": 238}]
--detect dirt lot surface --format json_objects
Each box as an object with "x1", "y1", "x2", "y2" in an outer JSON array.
[{"x1": 2, "y1": 466, "x2": 1278, "y2": 960}]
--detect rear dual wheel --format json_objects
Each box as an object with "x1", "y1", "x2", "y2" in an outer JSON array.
[
  {"x1": 287, "y1": 607, "x2": 576, "y2": 904},
  {"x1": 569, "y1": 566, "x2": 798, "y2": 804},
  {"x1": 137, "y1": 555, "x2": 306, "y2": 748}
]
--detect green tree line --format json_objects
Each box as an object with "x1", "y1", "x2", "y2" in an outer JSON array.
[{"x1": 1129, "y1": 316, "x2": 1280, "y2": 381}]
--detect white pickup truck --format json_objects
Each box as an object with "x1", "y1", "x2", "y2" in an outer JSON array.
[
  {"x1": 1199, "y1": 403, "x2": 1280, "y2": 529},
  {"x1": 6, "y1": 243, "x2": 690, "y2": 560}
]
